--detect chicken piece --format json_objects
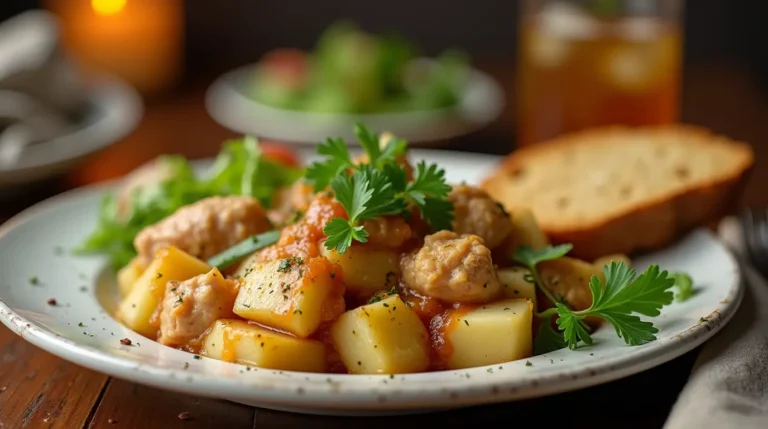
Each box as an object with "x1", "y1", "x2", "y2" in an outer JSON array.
[
  {"x1": 268, "y1": 181, "x2": 316, "y2": 225},
  {"x1": 360, "y1": 216, "x2": 413, "y2": 249},
  {"x1": 159, "y1": 268, "x2": 239, "y2": 347},
  {"x1": 400, "y1": 230, "x2": 501, "y2": 303},
  {"x1": 448, "y1": 184, "x2": 513, "y2": 249},
  {"x1": 134, "y1": 196, "x2": 272, "y2": 265}
]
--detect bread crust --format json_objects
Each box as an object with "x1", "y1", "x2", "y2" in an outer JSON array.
[{"x1": 481, "y1": 125, "x2": 754, "y2": 260}]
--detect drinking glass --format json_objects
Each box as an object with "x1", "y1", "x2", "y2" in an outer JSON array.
[{"x1": 517, "y1": 0, "x2": 683, "y2": 146}]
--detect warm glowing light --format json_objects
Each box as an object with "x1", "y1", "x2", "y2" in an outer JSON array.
[{"x1": 91, "y1": 0, "x2": 127, "y2": 16}]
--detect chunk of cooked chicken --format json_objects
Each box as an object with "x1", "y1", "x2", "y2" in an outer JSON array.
[
  {"x1": 448, "y1": 184, "x2": 513, "y2": 249},
  {"x1": 134, "y1": 196, "x2": 272, "y2": 264},
  {"x1": 360, "y1": 216, "x2": 413, "y2": 249},
  {"x1": 158, "y1": 268, "x2": 238, "y2": 347},
  {"x1": 400, "y1": 230, "x2": 501, "y2": 303},
  {"x1": 268, "y1": 180, "x2": 316, "y2": 225}
]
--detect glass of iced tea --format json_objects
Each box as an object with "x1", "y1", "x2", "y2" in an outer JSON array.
[{"x1": 517, "y1": 0, "x2": 683, "y2": 146}]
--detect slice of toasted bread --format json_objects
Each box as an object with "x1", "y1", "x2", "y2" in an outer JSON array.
[{"x1": 481, "y1": 125, "x2": 754, "y2": 260}]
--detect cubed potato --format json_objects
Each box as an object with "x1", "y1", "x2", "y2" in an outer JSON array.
[
  {"x1": 117, "y1": 257, "x2": 146, "y2": 297},
  {"x1": 538, "y1": 257, "x2": 604, "y2": 312},
  {"x1": 441, "y1": 299, "x2": 533, "y2": 370},
  {"x1": 497, "y1": 267, "x2": 537, "y2": 304},
  {"x1": 118, "y1": 247, "x2": 210, "y2": 338},
  {"x1": 319, "y1": 245, "x2": 399, "y2": 296},
  {"x1": 201, "y1": 320, "x2": 326, "y2": 372},
  {"x1": 510, "y1": 208, "x2": 549, "y2": 249},
  {"x1": 593, "y1": 254, "x2": 632, "y2": 270},
  {"x1": 233, "y1": 256, "x2": 344, "y2": 338},
  {"x1": 331, "y1": 295, "x2": 430, "y2": 374}
]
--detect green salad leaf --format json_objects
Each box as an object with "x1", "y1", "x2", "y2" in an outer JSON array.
[{"x1": 75, "y1": 137, "x2": 302, "y2": 270}]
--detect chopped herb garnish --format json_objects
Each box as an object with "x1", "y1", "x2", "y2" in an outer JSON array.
[
  {"x1": 29, "y1": 276, "x2": 39, "y2": 285},
  {"x1": 316, "y1": 124, "x2": 453, "y2": 254}
]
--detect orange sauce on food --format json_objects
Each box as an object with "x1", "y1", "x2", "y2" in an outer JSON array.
[
  {"x1": 429, "y1": 303, "x2": 477, "y2": 369},
  {"x1": 260, "y1": 194, "x2": 346, "y2": 261},
  {"x1": 402, "y1": 294, "x2": 445, "y2": 323},
  {"x1": 221, "y1": 327, "x2": 243, "y2": 362},
  {"x1": 311, "y1": 323, "x2": 347, "y2": 373}
]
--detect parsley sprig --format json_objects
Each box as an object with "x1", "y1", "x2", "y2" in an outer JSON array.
[
  {"x1": 324, "y1": 167, "x2": 406, "y2": 253},
  {"x1": 308, "y1": 123, "x2": 454, "y2": 253},
  {"x1": 515, "y1": 245, "x2": 676, "y2": 350}
]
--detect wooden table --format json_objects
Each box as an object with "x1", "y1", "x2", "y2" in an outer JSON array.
[{"x1": 1, "y1": 65, "x2": 765, "y2": 428}]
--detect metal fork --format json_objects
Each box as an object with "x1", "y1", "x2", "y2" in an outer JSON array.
[{"x1": 739, "y1": 207, "x2": 768, "y2": 278}]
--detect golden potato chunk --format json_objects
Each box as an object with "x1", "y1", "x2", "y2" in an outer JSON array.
[
  {"x1": 510, "y1": 208, "x2": 549, "y2": 249},
  {"x1": 438, "y1": 299, "x2": 533, "y2": 370},
  {"x1": 118, "y1": 247, "x2": 210, "y2": 338},
  {"x1": 538, "y1": 257, "x2": 604, "y2": 311},
  {"x1": 320, "y1": 245, "x2": 399, "y2": 297},
  {"x1": 331, "y1": 295, "x2": 430, "y2": 374},
  {"x1": 201, "y1": 320, "x2": 326, "y2": 372},
  {"x1": 233, "y1": 256, "x2": 344, "y2": 338},
  {"x1": 117, "y1": 257, "x2": 146, "y2": 297},
  {"x1": 497, "y1": 267, "x2": 537, "y2": 304}
]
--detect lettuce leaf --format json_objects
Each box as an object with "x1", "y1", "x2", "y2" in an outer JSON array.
[{"x1": 75, "y1": 137, "x2": 302, "y2": 270}]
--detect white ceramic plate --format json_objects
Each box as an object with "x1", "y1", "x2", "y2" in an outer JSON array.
[
  {"x1": 205, "y1": 65, "x2": 504, "y2": 146},
  {"x1": 0, "y1": 150, "x2": 742, "y2": 416},
  {"x1": 0, "y1": 74, "x2": 143, "y2": 191}
]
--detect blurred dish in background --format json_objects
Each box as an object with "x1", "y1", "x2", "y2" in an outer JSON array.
[
  {"x1": 517, "y1": 0, "x2": 682, "y2": 146},
  {"x1": 0, "y1": 10, "x2": 142, "y2": 192},
  {"x1": 206, "y1": 22, "x2": 504, "y2": 145}
]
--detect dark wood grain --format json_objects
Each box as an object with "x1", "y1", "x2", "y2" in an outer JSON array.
[
  {"x1": 0, "y1": 64, "x2": 766, "y2": 428},
  {"x1": 0, "y1": 328, "x2": 109, "y2": 428},
  {"x1": 87, "y1": 379, "x2": 254, "y2": 428}
]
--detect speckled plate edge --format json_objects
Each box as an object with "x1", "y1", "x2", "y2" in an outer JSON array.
[{"x1": 0, "y1": 151, "x2": 743, "y2": 416}]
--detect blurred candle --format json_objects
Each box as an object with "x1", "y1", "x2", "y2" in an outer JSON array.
[{"x1": 44, "y1": 0, "x2": 184, "y2": 95}]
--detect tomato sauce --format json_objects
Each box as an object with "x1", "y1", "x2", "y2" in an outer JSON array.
[{"x1": 428, "y1": 303, "x2": 477, "y2": 370}]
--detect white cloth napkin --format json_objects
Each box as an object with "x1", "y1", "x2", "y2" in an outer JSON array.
[{"x1": 664, "y1": 217, "x2": 768, "y2": 429}]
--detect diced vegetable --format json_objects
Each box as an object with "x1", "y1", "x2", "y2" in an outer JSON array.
[
  {"x1": 233, "y1": 257, "x2": 344, "y2": 338},
  {"x1": 117, "y1": 247, "x2": 211, "y2": 338},
  {"x1": 510, "y1": 208, "x2": 549, "y2": 249},
  {"x1": 331, "y1": 295, "x2": 431, "y2": 374},
  {"x1": 117, "y1": 257, "x2": 146, "y2": 297},
  {"x1": 201, "y1": 319, "x2": 326, "y2": 372},
  {"x1": 441, "y1": 299, "x2": 533, "y2": 370},
  {"x1": 497, "y1": 267, "x2": 537, "y2": 304},
  {"x1": 538, "y1": 257, "x2": 604, "y2": 312},
  {"x1": 319, "y1": 244, "x2": 399, "y2": 296}
]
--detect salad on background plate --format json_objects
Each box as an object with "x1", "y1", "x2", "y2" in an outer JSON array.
[{"x1": 205, "y1": 23, "x2": 504, "y2": 145}]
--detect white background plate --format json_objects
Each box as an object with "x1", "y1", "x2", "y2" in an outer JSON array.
[
  {"x1": 0, "y1": 150, "x2": 742, "y2": 415},
  {"x1": 0, "y1": 74, "x2": 143, "y2": 191},
  {"x1": 205, "y1": 65, "x2": 504, "y2": 146}
]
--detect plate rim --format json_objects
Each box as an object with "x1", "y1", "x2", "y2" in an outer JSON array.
[
  {"x1": 0, "y1": 167, "x2": 744, "y2": 413},
  {"x1": 0, "y1": 73, "x2": 143, "y2": 184}
]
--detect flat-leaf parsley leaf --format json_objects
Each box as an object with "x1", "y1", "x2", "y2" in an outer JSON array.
[{"x1": 555, "y1": 261, "x2": 675, "y2": 349}]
